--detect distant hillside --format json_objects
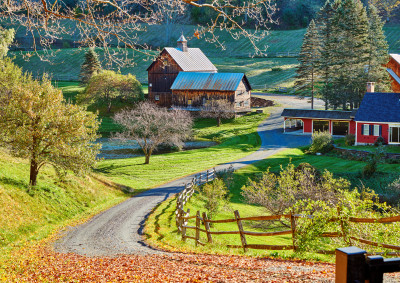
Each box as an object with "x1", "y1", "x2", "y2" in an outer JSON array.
[
  {"x1": 0, "y1": 148, "x2": 130, "y2": 261},
  {"x1": 8, "y1": 24, "x2": 400, "y2": 89}
]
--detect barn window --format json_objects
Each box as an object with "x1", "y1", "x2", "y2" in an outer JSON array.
[
  {"x1": 155, "y1": 95, "x2": 160, "y2": 101},
  {"x1": 363, "y1": 124, "x2": 369, "y2": 135},
  {"x1": 373, "y1": 125, "x2": 381, "y2": 136}
]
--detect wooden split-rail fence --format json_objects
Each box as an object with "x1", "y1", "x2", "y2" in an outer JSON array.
[
  {"x1": 175, "y1": 168, "x2": 217, "y2": 233},
  {"x1": 175, "y1": 189, "x2": 400, "y2": 254}
]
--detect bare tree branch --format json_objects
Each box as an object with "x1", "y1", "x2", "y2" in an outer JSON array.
[{"x1": 0, "y1": 0, "x2": 277, "y2": 64}]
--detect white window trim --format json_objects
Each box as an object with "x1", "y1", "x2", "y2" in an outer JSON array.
[
  {"x1": 363, "y1": 124, "x2": 369, "y2": 136},
  {"x1": 373, "y1": 125, "x2": 380, "y2": 136}
]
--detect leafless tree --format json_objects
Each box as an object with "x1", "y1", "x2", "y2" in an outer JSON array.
[
  {"x1": 113, "y1": 102, "x2": 192, "y2": 164},
  {"x1": 0, "y1": 0, "x2": 277, "y2": 65},
  {"x1": 200, "y1": 99, "x2": 235, "y2": 127}
]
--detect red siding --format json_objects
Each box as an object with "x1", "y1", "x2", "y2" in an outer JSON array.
[
  {"x1": 349, "y1": 121, "x2": 356, "y2": 135},
  {"x1": 356, "y1": 122, "x2": 389, "y2": 144},
  {"x1": 303, "y1": 119, "x2": 313, "y2": 133}
]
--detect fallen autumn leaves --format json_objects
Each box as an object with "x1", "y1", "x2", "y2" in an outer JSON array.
[{"x1": 6, "y1": 245, "x2": 336, "y2": 282}]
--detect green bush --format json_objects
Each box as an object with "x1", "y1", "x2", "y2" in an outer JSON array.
[
  {"x1": 362, "y1": 162, "x2": 377, "y2": 178},
  {"x1": 308, "y1": 131, "x2": 333, "y2": 154},
  {"x1": 374, "y1": 136, "x2": 385, "y2": 146},
  {"x1": 363, "y1": 145, "x2": 386, "y2": 177},
  {"x1": 198, "y1": 178, "x2": 230, "y2": 219},
  {"x1": 345, "y1": 134, "x2": 355, "y2": 146}
]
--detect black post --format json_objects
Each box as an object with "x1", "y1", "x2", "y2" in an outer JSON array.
[
  {"x1": 367, "y1": 256, "x2": 384, "y2": 283},
  {"x1": 335, "y1": 247, "x2": 367, "y2": 283}
]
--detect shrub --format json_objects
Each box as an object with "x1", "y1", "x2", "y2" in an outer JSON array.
[
  {"x1": 374, "y1": 136, "x2": 385, "y2": 146},
  {"x1": 241, "y1": 163, "x2": 349, "y2": 216},
  {"x1": 362, "y1": 145, "x2": 386, "y2": 177},
  {"x1": 198, "y1": 178, "x2": 230, "y2": 219},
  {"x1": 345, "y1": 134, "x2": 355, "y2": 146},
  {"x1": 271, "y1": 67, "x2": 283, "y2": 72},
  {"x1": 308, "y1": 131, "x2": 333, "y2": 154},
  {"x1": 362, "y1": 162, "x2": 377, "y2": 177}
]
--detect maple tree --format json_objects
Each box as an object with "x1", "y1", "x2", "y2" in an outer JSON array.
[{"x1": 0, "y1": 60, "x2": 100, "y2": 187}]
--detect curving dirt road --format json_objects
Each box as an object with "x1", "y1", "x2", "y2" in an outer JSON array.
[{"x1": 54, "y1": 94, "x2": 321, "y2": 257}]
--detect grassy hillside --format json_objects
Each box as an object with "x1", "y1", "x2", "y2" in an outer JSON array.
[
  {"x1": 8, "y1": 23, "x2": 400, "y2": 92},
  {"x1": 10, "y1": 48, "x2": 299, "y2": 90},
  {"x1": 0, "y1": 148, "x2": 131, "y2": 268}
]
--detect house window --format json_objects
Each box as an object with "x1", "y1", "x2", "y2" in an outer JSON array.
[
  {"x1": 373, "y1": 125, "x2": 380, "y2": 136},
  {"x1": 155, "y1": 95, "x2": 160, "y2": 101},
  {"x1": 363, "y1": 124, "x2": 369, "y2": 135}
]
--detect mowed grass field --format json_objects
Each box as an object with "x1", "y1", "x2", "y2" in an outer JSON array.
[
  {"x1": 8, "y1": 24, "x2": 400, "y2": 90},
  {"x1": 10, "y1": 48, "x2": 299, "y2": 90}
]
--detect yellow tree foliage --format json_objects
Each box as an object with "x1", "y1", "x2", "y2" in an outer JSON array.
[{"x1": 0, "y1": 60, "x2": 100, "y2": 187}]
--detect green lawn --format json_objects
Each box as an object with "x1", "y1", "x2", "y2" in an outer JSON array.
[
  {"x1": 334, "y1": 138, "x2": 400, "y2": 154},
  {"x1": 145, "y1": 147, "x2": 400, "y2": 262},
  {"x1": 96, "y1": 112, "x2": 268, "y2": 194}
]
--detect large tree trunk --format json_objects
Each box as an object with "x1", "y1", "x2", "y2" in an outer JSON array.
[{"x1": 29, "y1": 159, "x2": 39, "y2": 187}]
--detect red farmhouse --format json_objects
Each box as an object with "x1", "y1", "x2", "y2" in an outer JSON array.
[{"x1": 281, "y1": 85, "x2": 400, "y2": 145}]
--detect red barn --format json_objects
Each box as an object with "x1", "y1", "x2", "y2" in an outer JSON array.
[
  {"x1": 387, "y1": 54, "x2": 400, "y2": 93},
  {"x1": 147, "y1": 35, "x2": 217, "y2": 107}
]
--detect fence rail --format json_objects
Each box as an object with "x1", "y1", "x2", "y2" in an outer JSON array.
[{"x1": 175, "y1": 193, "x2": 400, "y2": 254}]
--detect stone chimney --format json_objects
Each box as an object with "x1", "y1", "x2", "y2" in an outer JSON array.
[
  {"x1": 367, "y1": 82, "x2": 375, "y2": 93},
  {"x1": 177, "y1": 34, "x2": 188, "y2": 52}
]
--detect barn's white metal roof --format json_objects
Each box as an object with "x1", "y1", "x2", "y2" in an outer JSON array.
[
  {"x1": 390, "y1": 54, "x2": 400, "y2": 65},
  {"x1": 171, "y1": 72, "x2": 249, "y2": 91},
  {"x1": 164, "y1": 47, "x2": 218, "y2": 72}
]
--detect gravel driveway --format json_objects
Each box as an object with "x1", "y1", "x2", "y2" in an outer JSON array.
[{"x1": 54, "y1": 94, "x2": 321, "y2": 257}]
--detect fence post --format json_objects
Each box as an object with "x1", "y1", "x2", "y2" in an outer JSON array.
[
  {"x1": 337, "y1": 206, "x2": 350, "y2": 246},
  {"x1": 234, "y1": 210, "x2": 247, "y2": 253},
  {"x1": 206, "y1": 170, "x2": 209, "y2": 182},
  {"x1": 182, "y1": 209, "x2": 190, "y2": 242},
  {"x1": 290, "y1": 212, "x2": 296, "y2": 252},
  {"x1": 195, "y1": 211, "x2": 200, "y2": 246},
  {"x1": 202, "y1": 212, "x2": 213, "y2": 243},
  {"x1": 335, "y1": 247, "x2": 367, "y2": 283}
]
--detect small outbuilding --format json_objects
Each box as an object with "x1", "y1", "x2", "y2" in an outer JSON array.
[
  {"x1": 170, "y1": 72, "x2": 251, "y2": 113},
  {"x1": 281, "y1": 109, "x2": 356, "y2": 136}
]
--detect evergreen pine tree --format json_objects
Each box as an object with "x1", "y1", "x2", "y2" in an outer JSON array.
[
  {"x1": 80, "y1": 48, "x2": 101, "y2": 84},
  {"x1": 316, "y1": 0, "x2": 337, "y2": 110},
  {"x1": 330, "y1": 0, "x2": 369, "y2": 109},
  {"x1": 366, "y1": 4, "x2": 391, "y2": 91},
  {"x1": 295, "y1": 20, "x2": 321, "y2": 109}
]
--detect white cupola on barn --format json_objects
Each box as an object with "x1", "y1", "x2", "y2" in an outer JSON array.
[{"x1": 177, "y1": 34, "x2": 188, "y2": 52}]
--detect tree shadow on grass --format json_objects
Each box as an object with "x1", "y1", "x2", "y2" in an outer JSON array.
[{"x1": 0, "y1": 176, "x2": 29, "y2": 190}]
